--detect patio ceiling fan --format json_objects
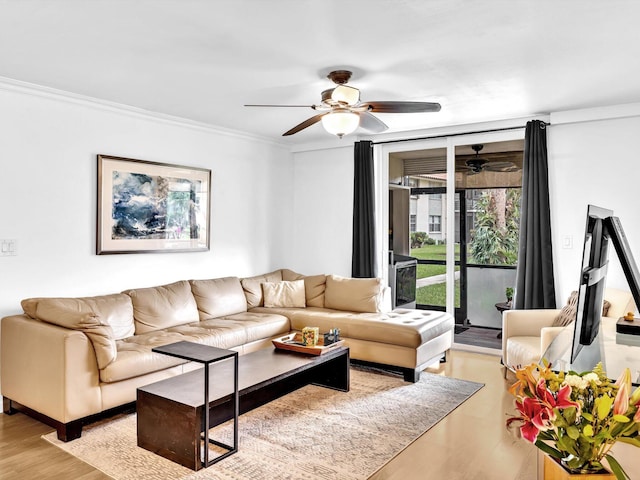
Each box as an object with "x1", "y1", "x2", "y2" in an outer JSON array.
[
  {"x1": 244, "y1": 70, "x2": 441, "y2": 138},
  {"x1": 460, "y1": 144, "x2": 520, "y2": 174},
  {"x1": 430, "y1": 144, "x2": 520, "y2": 175}
]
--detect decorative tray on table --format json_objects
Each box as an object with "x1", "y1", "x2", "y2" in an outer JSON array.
[{"x1": 272, "y1": 332, "x2": 344, "y2": 355}]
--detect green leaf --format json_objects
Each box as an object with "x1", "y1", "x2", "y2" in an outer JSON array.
[
  {"x1": 613, "y1": 414, "x2": 631, "y2": 423},
  {"x1": 535, "y1": 440, "x2": 562, "y2": 459},
  {"x1": 566, "y1": 426, "x2": 580, "y2": 440},
  {"x1": 605, "y1": 454, "x2": 630, "y2": 480},
  {"x1": 582, "y1": 412, "x2": 594, "y2": 422},
  {"x1": 596, "y1": 395, "x2": 613, "y2": 420},
  {"x1": 583, "y1": 424, "x2": 594, "y2": 437},
  {"x1": 618, "y1": 436, "x2": 640, "y2": 447},
  {"x1": 563, "y1": 407, "x2": 577, "y2": 424}
]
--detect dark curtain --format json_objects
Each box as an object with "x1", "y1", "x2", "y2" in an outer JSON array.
[
  {"x1": 514, "y1": 120, "x2": 556, "y2": 309},
  {"x1": 352, "y1": 140, "x2": 377, "y2": 278}
]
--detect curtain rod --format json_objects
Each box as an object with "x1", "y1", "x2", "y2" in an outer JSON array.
[{"x1": 370, "y1": 121, "x2": 550, "y2": 146}]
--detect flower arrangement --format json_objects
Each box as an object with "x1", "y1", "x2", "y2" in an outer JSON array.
[{"x1": 506, "y1": 362, "x2": 640, "y2": 479}]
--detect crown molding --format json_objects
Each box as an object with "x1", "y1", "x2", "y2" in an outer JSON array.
[
  {"x1": 550, "y1": 102, "x2": 640, "y2": 126},
  {"x1": 0, "y1": 75, "x2": 288, "y2": 148}
]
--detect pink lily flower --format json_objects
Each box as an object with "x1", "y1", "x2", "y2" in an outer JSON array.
[
  {"x1": 554, "y1": 383, "x2": 580, "y2": 410},
  {"x1": 614, "y1": 368, "x2": 631, "y2": 416},
  {"x1": 514, "y1": 397, "x2": 555, "y2": 443},
  {"x1": 535, "y1": 379, "x2": 579, "y2": 411}
]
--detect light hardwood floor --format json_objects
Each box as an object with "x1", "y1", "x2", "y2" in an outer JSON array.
[
  {"x1": 0, "y1": 350, "x2": 538, "y2": 479},
  {"x1": 371, "y1": 349, "x2": 538, "y2": 480}
]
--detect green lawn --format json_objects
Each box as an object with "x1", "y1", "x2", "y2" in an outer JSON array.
[
  {"x1": 411, "y1": 244, "x2": 460, "y2": 279},
  {"x1": 411, "y1": 244, "x2": 461, "y2": 307},
  {"x1": 410, "y1": 244, "x2": 455, "y2": 261},
  {"x1": 416, "y1": 279, "x2": 460, "y2": 307}
]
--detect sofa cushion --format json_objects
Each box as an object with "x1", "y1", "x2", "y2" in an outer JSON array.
[
  {"x1": 23, "y1": 293, "x2": 134, "y2": 340},
  {"x1": 190, "y1": 277, "x2": 247, "y2": 320},
  {"x1": 262, "y1": 280, "x2": 306, "y2": 308},
  {"x1": 123, "y1": 280, "x2": 199, "y2": 334},
  {"x1": 101, "y1": 311, "x2": 290, "y2": 383},
  {"x1": 240, "y1": 270, "x2": 283, "y2": 308},
  {"x1": 102, "y1": 330, "x2": 192, "y2": 383},
  {"x1": 21, "y1": 296, "x2": 120, "y2": 369},
  {"x1": 170, "y1": 312, "x2": 290, "y2": 347},
  {"x1": 504, "y1": 336, "x2": 541, "y2": 370},
  {"x1": 252, "y1": 306, "x2": 453, "y2": 349},
  {"x1": 282, "y1": 269, "x2": 326, "y2": 308},
  {"x1": 324, "y1": 275, "x2": 385, "y2": 313}
]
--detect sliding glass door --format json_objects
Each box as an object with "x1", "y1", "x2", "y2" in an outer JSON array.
[{"x1": 410, "y1": 188, "x2": 466, "y2": 322}]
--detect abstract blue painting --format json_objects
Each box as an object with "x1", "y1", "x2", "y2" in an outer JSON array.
[
  {"x1": 111, "y1": 172, "x2": 199, "y2": 240},
  {"x1": 97, "y1": 155, "x2": 210, "y2": 254}
]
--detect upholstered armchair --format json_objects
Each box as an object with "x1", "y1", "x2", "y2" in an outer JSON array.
[{"x1": 501, "y1": 288, "x2": 635, "y2": 373}]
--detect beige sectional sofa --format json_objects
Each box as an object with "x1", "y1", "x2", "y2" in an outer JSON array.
[{"x1": 1, "y1": 268, "x2": 454, "y2": 441}]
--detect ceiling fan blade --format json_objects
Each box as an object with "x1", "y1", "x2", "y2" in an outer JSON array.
[
  {"x1": 364, "y1": 101, "x2": 441, "y2": 113},
  {"x1": 282, "y1": 113, "x2": 328, "y2": 136},
  {"x1": 483, "y1": 161, "x2": 520, "y2": 172},
  {"x1": 359, "y1": 112, "x2": 388, "y2": 133}
]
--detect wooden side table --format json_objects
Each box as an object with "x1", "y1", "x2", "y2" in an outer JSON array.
[
  {"x1": 495, "y1": 301, "x2": 512, "y2": 339},
  {"x1": 144, "y1": 341, "x2": 239, "y2": 469}
]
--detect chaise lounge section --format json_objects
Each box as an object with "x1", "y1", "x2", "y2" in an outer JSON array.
[{"x1": 1, "y1": 268, "x2": 454, "y2": 441}]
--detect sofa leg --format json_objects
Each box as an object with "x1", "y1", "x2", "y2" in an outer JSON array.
[
  {"x1": 57, "y1": 420, "x2": 83, "y2": 442},
  {"x1": 403, "y1": 368, "x2": 420, "y2": 383},
  {"x1": 440, "y1": 350, "x2": 449, "y2": 363},
  {"x1": 2, "y1": 397, "x2": 83, "y2": 441},
  {"x1": 3, "y1": 397, "x2": 17, "y2": 415}
]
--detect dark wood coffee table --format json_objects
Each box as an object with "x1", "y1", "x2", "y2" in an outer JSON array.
[{"x1": 137, "y1": 343, "x2": 350, "y2": 470}]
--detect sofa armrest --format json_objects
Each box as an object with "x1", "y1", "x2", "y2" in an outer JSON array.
[
  {"x1": 502, "y1": 309, "x2": 560, "y2": 337},
  {"x1": 502, "y1": 309, "x2": 560, "y2": 365},
  {"x1": 1, "y1": 314, "x2": 102, "y2": 423},
  {"x1": 540, "y1": 326, "x2": 567, "y2": 357}
]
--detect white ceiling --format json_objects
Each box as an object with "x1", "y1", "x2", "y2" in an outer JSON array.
[{"x1": 2, "y1": 0, "x2": 640, "y2": 146}]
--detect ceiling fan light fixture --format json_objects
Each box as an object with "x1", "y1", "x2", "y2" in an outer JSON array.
[
  {"x1": 321, "y1": 110, "x2": 360, "y2": 138},
  {"x1": 331, "y1": 85, "x2": 360, "y2": 106}
]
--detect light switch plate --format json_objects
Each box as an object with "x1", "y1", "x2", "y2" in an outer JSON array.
[{"x1": 0, "y1": 239, "x2": 17, "y2": 256}]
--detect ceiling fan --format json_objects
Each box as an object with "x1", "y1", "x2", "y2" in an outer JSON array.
[
  {"x1": 427, "y1": 144, "x2": 521, "y2": 175},
  {"x1": 460, "y1": 144, "x2": 520, "y2": 174},
  {"x1": 245, "y1": 70, "x2": 441, "y2": 138}
]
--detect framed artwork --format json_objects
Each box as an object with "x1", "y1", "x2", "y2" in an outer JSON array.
[{"x1": 97, "y1": 155, "x2": 211, "y2": 254}]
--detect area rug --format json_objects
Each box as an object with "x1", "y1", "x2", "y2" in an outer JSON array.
[{"x1": 43, "y1": 367, "x2": 483, "y2": 480}]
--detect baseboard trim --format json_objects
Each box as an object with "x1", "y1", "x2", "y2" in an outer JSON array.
[{"x1": 451, "y1": 342, "x2": 501, "y2": 356}]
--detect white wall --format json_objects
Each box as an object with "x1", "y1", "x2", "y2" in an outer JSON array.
[
  {"x1": 0, "y1": 84, "x2": 294, "y2": 318},
  {"x1": 548, "y1": 114, "x2": 640, "y2": 305},
  {"x1": 287, "y1": 108, "x2": 640, "y2": 310},
  {"x1": 3, "y1": 80, "x2": 638, "y2": 321},
  {"x1": 290, "y1": 146, "x2": 354, "y2": 276}
]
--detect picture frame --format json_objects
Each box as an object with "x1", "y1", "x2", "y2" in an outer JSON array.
[{"x1": 97, "y1": 155, "x2": 211, "y2": 255}]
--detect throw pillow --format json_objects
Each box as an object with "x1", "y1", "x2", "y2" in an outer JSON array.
[
  {"x1": 324, "y1": 274, "x2": 384, "y2": 313},
  {"x1": 552, "y1": 291, "x2": 613, "y2": 327},
  {"x1": 552, "y1": 291, "x2": 579, "y2": 327},
  {"x1": 241, "y1": 270, "x2": 283, "y2": 308},
  {"x1": 281, "y1": 269, "x2": 327, "y2": 308},
  {"x1": 262, "y1": 280, "x2": 306, "y2": 308}
]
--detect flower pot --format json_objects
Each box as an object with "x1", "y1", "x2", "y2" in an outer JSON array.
[{"x1": 543, "y1": 454, "x2": 614, "y2": 479}]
